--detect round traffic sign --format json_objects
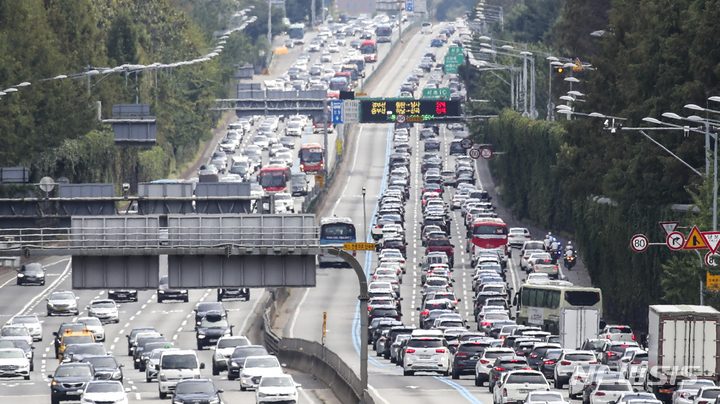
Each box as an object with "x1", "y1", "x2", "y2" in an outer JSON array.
[
  {"x1": 395, "y1": 114, "x2": 406, "y2": 124},
  {"x1": 706, "y1": 252, "x2": 720, "y2": 267},
  {"x1": 480, "y1": 147, "x2": 493, "y2": 160},
  {"x1": 667, "y1": 231, "x2": 685, "y2": 251},
  {"x1": 469, "y1": 149, "x2": 481, "y2": 159},
  {"x1": 630, "y1": 234, "x2": 649, "y2": 253},
  {"x1": 460, "y1": 137, "x2": 474, "y2": 149}
]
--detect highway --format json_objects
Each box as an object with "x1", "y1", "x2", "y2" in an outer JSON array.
[{"x1": 283, "y1": 22, "x2": 583, "y2": 404}]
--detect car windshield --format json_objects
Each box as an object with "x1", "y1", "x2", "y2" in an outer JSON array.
[
  {"x1": 91, "y1": 302, "x2": 115, "y2": 309},
  {"x1": 245, "y1": 357, "x2": 280, "y2": 368},
  {"x1": 52, "y1": 292, "x2": 75, "y2": 300},
  {"x1": 598, "y1": 383, "x2": 632, "y2": 391},
  {"x1": 11, "y1": 316, "x2": 38, "y2": 324},
  {"x1": 161, "y1": 354, "x2": 198, "y2": 369},
  {"x1": 63, "y1": 335, "x2": 94, "y2": 345},
  {"x1": 67, "y1": 345, "x2": 105, "y2": 355},
  {"x1": 86, "y1": 382, "x2": 123, "y2": 393},
  {"x1": 200, "y1": 317, "x2": 229, "y2": 328},
  {"x1": 218, "y1": 338, "x2": 249, "y2": 349},
  {"x1": 506, "y1": 373, "x2": 546, "y2": 384},
  {"x1": 2, "y1": 328, "x2": 28, "y2": 336},
  {"x1": 530, "y1": 393, "x2": 564, "y2": 402},
  {"x1": 55, "y1": 365, "x2": 93, "y2": 377},
  {"x1": 175, "y1": 381, "x2": 216, "y2": 394},
  {"x1": 232, "y1": 347, "x2": 267, "y2": 358},
  {"x1": 259, "y1": 172, "x2": 286, "y2": 187},
  {"x1": 85, "y1": 357, "x2": 117, "y2": 368},
  {"x1": 0, "y1": 350, "x2": 24, "y2": 358},
  {"x1": 79, "y1": 318, "x2": 101, "y2": 326},
  {"x1": 260, "y1": 376, "x2": 295, "y2": 387}
]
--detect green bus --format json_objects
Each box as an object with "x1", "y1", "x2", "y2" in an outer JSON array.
[{"x1": 515, "y1": 281, "x2": 602, "y2": 334}]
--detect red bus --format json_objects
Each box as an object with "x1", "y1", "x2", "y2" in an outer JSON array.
[
  {"x1": 468, "y1": 217, "x2": 509, "y2": 266},
  {"x1": 258, "y1": 165, "x2": 291, "y2": 193},
  {"x1": 299, "y1": 143, "x2": 324, "y2": 173},
  {"x1": 360, "y1": 40, "x2": 378, "y2": 62}
]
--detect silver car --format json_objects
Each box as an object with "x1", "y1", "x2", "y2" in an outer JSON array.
[{"x1": 86, "y1": 299, "x2": 120, "y2": 324}]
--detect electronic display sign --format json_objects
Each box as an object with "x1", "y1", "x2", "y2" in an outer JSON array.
[{"x1": 359, "y1": 99, "x2": 462, "y2": 123}]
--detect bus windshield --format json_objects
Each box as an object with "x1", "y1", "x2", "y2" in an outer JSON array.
[
  {"x1": 259, "y1": 171, "x2": 286, "y2": 188},
  {"x1": 473, "y1": 225, "x2": 508, "y2": 235},
  {"x1": 329, "y1": 80, "x2": 348, "y2": 91},
  {"x1": 288, "y1": 24, "x2": 305, "y2": 39},
  {"x1": 321, "y1": 223, "x2": 356, "y2": 241},
  {"x1": 300, "y1": 148, "x2": 323, "y2": 163},
  {"x1": 360, "y1": 43, "x2": 377, "y2": 55},
  {"x1": 375, "y1": 26, "x2": 392, "y2": 37}
]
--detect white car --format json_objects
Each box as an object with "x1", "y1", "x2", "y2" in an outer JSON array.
[
  {"x1": 524, "y1": 391, "x2": 567, "y2": 404},
  {"x1": 672, "y1": 380, "x2": 717, "y2": 404},
  {"x1": 520, "y1": 249, "x2": 545, "y2": 271},
  {"x1": 86, "y1": 299, "x2": 120, "y2": 324},
  {"x1": 554, "y1": 350, "x2": 598, "y2": 388},
  {"x1": 403, "y1": 336, "x2": 451, "y2": 376},
  {"x1": 273, "y1": 193, "x2": 294, "y2": 213},
  {"x1": 212, "y1": 336, "x2": 250, "y2": 374},
  {"x1": 493, "y1": 370, "x2": 550, "y2": 404},
  {"x1": 508, "y1": 227, "x2": 531, "y2": 247},
  {"x1": 618, "y1": 349, "x2": 647, "y2": 384},
  {"x1": 7, "y1": 315, "x2": 42, "y2": 341},
  {"x1": 568, "y1": 364, "x2": 610, "y2": 399},
  {"x1": 690, "y1": 387, "x2": 720, "y2": 404},
  {"x1": 525, "y1": 273, "x2": 551, "y2": 284},
  {"x1": 598, "y1": 325, "x2": 636, "y2": 342},
  {"x1": 0, "y1": 325, "x2": 32, "y2": 345},
  {"x1": 589, "y1": 380, "x2": 634, "y2": 404},
  {"x1": 76, "y1": 317, "x2": 106, "y2": 342},
  {"x1": 321, "y1": 52, "x2": 332, "y2": 63},
  {"x1": 328, "y1": 43, "x2": 339, "y2": 53},
  {"x1": 253, "y1": 135, "x2": 270, "y2": 150},
  {"x1": 0, "y1": 348, "x2": 30, "y2": 380},
  {"x1": 256, "y1": 374, "x2": 299, "y2": 404},
  {"x1": 80, "y1": 380, "x2": 127, "y2": 404},
  {"x1": 240, "y1": 355, "x2": 285, "y2": 391}
]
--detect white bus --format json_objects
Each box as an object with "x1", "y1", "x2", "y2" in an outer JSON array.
[
  {"x1": 318, "y1": 217, "x2": 356, "y2": 268},
  {"x1": 514, "y1": 281, "x2": 602, "y2": 334}
]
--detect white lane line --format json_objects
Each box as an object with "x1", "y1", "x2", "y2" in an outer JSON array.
[
  {"x1": 368, "y1": 384, "x2": 392, "y2": 404},
  {"x1": 288, "y1": 288, "x2": 310, "y2": 338},
  {"x1": 298, "y1": 388, "x2": 317, "y2": 404},
  {"x1": 114, "y1": 337, "x2": 119, "y2": 343},
  {"x1": 181, "y1": 320, "x2": 187, "y2": 326},
  {"x1": 176, "y1": 327, "x2": 183, "y2": 333},
  {"x1": 173, "y1": 335, "x2": 178, "y2": 341},
  {"x1": 110, "y1": 345, "x2": 115, "y2": 350},
  {"x1": 14, "y1": 259, "x2": 72, "y2": 317},
  {"x1": 238, "y1": 294, "x2": 264, "y2": 336}
]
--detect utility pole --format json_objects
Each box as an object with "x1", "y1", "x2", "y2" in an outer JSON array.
[
  {"x1": 267, "y1": 0, "x2": 272, "y2": 46},
  {"x1": 311, "y1": 0, "x2": 315, "y2": 28}
]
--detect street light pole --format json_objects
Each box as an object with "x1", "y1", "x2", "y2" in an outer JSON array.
[{"x1": 362, "y1": 187, "x2": 367, "y2": 241}]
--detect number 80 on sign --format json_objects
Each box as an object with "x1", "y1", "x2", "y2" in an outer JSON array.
[{"x1": 631, "y1": 234, "x2": 649, "y2": 252}]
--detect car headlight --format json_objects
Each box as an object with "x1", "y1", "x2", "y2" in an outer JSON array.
[
  {"x1": 108, "y1": 290, "x2": 115, "y2": 294},
  {"x1": 223, "y1": 330, "x2": 231, "y2": 336},
  {"x1": 258, "y1": 392, "x2": 268, "y2": 398},
  {"x1": 158, "y1": 372, "x2": 166, "y2": 381},
  {"x1": 159, "y1": 290, "x2": 165, "y2": 294},
  {"x1": 17, "y1": 274, "x2": 24, "y2": 277},
  {"x1": 231, "y1": 361, "x2": 238, "y2": 367},
  {"x1": 112, "y1": 371, "x2": 122, "y2": 379},
  {"x1": 47, "y1": 302, "x2": 54, "y2": 307},
  {"x1": 209, "y1": 398, "x2": 220, "y2": 404},
  {"x1": 198, "y1": 334, "x2": 205, "y2": 339}
]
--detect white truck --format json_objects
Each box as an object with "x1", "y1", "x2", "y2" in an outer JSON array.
[
  {"x1": 646, "y1": 305, "x2": 720, "y2": 401},
  {"x1": 559, "y1": 307, "x2": 600, "y2": 350}
]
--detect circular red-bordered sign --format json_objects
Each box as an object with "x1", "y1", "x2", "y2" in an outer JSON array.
[
  {"x1": 630, "y1": 234, "x2": 649, "y2": 253},
  {"x1": 480, "y1": 147, "x2": 493, "y2": 159},
  {"x1": 667, "y1": 231, "x2": 685, "y2": 251},
  {"x1": 460, "y1": 137, "x2": 474, "y2": 149},
  {"x1": 469, "y1": 149, "x2": 481, "y2": 159}
]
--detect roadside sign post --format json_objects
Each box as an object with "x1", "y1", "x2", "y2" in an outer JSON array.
[
  {"x1": 422, "y1": 88, "x2": 451, "y2": 99},
  {"x1": 469, "y1": 149, "x2": 481, "y2": 159},
  {"x1": 460, "y1": 137, "x2": 473, "y2": 149},
  {"x1": 659, "y1": 221, "x2": 679, "y2": 235},
  {"x1": 331, "y1": 100, "x2": 344, "y2": 124},
  {"x1": 480, "y1": 147, "x2": 493, "y2": 160},
  {"x1": 630, "y1": 234, "x2": 649, "y2": 253},
  {"x1": 667, "y1": 231, "x2": 685, "y2": 250}
]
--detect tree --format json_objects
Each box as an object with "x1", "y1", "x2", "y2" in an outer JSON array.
[{"x1": 106, "y1": 11, "x2": 140, "y2": 65}]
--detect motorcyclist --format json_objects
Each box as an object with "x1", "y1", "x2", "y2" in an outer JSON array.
[
  {"x1": 543, "y1": 233, "x2": 552, "y2": 251},
  {"x1": 550, "y1": 238, "x2": 559, "y2": 252}
]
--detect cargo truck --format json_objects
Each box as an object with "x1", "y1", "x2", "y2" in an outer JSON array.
[
  {"x1": 646, "y1": 305, "x2": 720, "y2": 401},
  {"x1": 559, "y1": 307, "x2": 600, "y2": 350}
]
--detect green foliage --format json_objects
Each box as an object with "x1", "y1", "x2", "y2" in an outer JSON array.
[{"x1": 106, "y1": 11, "x2": 140, "y2": 65}]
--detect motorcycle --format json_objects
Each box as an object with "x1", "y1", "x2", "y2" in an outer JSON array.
[{"x1": 564, "y1": 252, "x2": 576, "y2": 270}]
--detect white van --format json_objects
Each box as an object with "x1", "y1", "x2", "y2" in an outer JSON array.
[
  {"x1": 421, "y1": 22, "x2": 433, "y2": 34},
  {"x1": 156, "y1": 350, "x2": 205, "y2": 399}
]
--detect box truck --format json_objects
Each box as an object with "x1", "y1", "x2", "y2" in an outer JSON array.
[{"x1": 559, "y1": 306, "x2": 600, "y2": 350}]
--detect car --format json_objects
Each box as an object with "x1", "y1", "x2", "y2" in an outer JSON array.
[
  {"x1": 144, "y1": 347, "x2": 178, "y2": 382},
  {"x1": 538, "y1": 348, "x2": 563, "y2": 380},
  {"x1": 425, "y1": 137, "x2": 441, "y2": 151},
  {"x1": 0, "y1": 325, "x2": 32, "y2": 345},
  {"x1": 0, "y1": 337, "x2": 34, "y2": 370},
  {"x1": 136, "y1": 341, "x2": 172, "y2": 371},
  {"x1": 598, "y1": 325, "x2": 636, "y2": 342},
  {"x1": 528, "y1": 343, "x2": 563, "y2": 370},
  {"x1": 212, "y1": 335, "x2": 250, "y2": 375},
  {"x1": 62, "y1": 342, "x2": 107, "y2": 363},
  {"x1": 493, "y1": 370, "x2": 550, "y2": 404},
  {"x1": 568, "y1": 364, "x2": 611, "y2": 399},
  {"x1": 452, "y1": 341, "x2": 487, "y2": 379},
  {"x1": 321, "y1": 52, "x2": 332, "y2": 62},
  {"x1": 86, "y1": 299, "x2": 120, "y2": 324},
  {"x1": 672, "y1": 380, "x2": 717, "y2": 404},
  {"x1": 431, "y1": 38, "x2": 443, "y2": 47},
  {"x1": 196, "y1": 311, "x2": 233, "y2": 350},
  {"x1": 525, "y1": 391, "x2": 567, "y2": 404},
  {"x1": 508, "y1": 227, "x2": 531, "y2": 247},
  {"x1": 49, "y1": 362, "x2": 95, "y2": 404},
  {"x1": 7, "y1": 314, "x2": 42, "y2": 341},
  {"x1": 582, "y1": 371, "x2": 625, "y2": 404},
  {"x1": 217, "y1": 288, "x2": 250, "y2": 301},
  {"x1": 81, "y1": 355, "x2": 123, "y2": 383},
  {"x1": 240, "y1": 355, "x2": 284, "y2": 391},
  {"x1": 125, "y1": 327, "x2": 159, "y2": 356},
  {"x1": 616, "y1": 392, "x2": 660, "y2": 404},
  {"x1": 47, "y1": 290, "x2": 79, "y2": 316},
  {"x1": 0, "y1": 348, "x2": 30, "y2": 380},
  {"x1": 157, "y1": 275, "x2": 189, "y2": 302},
  {"x1": 256, "y1": 374, "x2": 300, "y2": 404},
  {"x1": 599, "y1": 341, "x2": 639, "y2": 370},
  {"x1": 689, "y1": 387, "x2": 720, "y2": 404},
  {"x1": 16, "y1": 263, "x2": 45, "y2": 285},
  {"x1": 131, "y1": 334, "x2": 166, "y2": 367},
  {"x1": 228, "y1": 345, "x2": 269, "y2": 380},
  {"x1": 554, "y1": 350, "x2": 599, "y2": 388},
  {"x1": 80, "y1": 380, "x2": 127, "y2": 404},
  {"x1": 402, "y1": 334, "x2": 452, "y2": 376},
  {"x1": 172, "y1": 379, "x2": 224, "y2": 404},
  {"x1": 107, "y1": 289, "x2": 138, "y2": 302},
  {"x1": 589, "y1": 380, "x2": 634, "y2": 404},
  {"x1": 618, "y1": 349, "x2": 647, "y2": 384},
  {"x1": 194, "y1": 302, "x2": 226, "y2": 323}
]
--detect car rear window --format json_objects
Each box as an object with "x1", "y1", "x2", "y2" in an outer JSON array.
[
  {"x1": 407, "y1": 339, "x2": 443, "y2": 348},
  {"x1": 371, "y1": 309, "x2": 398, "y2": 316},
  {"x1": 458, "y1": 345, "x2": 485, "y2": 354},
  {"x1": 486, "y1": 351, "x2": 512, "y2": 358},
  {"x1": 610, "y1": 346, "x2": 631, "y2": 353},
  {"x1": 499, "y1": 359, "x2": 529, "y2": 368},
  {"x1": 506, "y1": 373, "x2": 546, "y2": 384},
  {"x1": 609, "y1": 327, "x2": 633, "y2": 334},
  {"x1": 566, "y1": 353, "x2": 596, "y2": 361},
  {"x1": 598, "y1": 383, "x2": 632, "y2": 391},
  {"x1": 701, "y1": 389, "x2": 720, "y2": 398}
]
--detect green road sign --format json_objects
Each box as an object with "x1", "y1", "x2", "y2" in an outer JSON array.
[
  {"x1": 444, "y1": 54, "x2": 465, "y2": 64},
  {"x1": 448, "y1": 46, "x2": 464, "y2": 56},
  {"x1": 422, "y1": 88, "x2": 451, "y2": 99},
  {"x1": 444, "y1": 64, "x2": 458, "y2": 74}
]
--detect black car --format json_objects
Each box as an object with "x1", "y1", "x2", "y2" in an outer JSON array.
[
  {"x1": 49, "y1": 362, "x2": 95, "y2": 404},
  {"x1": 126, "y1": 327, "x2": 158, "y2": 356},
  {"x1": 452, "y1": 341, "x2": 487, "y2": 379},
  {"x1": 369, "y1": 306, "x2": 401, "y2": 323},
  {"x1": 425, "y1": 137, "x2": 441, "y2": 151},
  {"x1": 82, "y1": 355, "x2": 123, "y2": 383},
  {"x1": 0, "y1": 337, "x2": 34, "y2": 370},
  {"x1": 382, "y1": 326, "x2": 415, "y2": 359},
  {"x1": 368, "y1": 318, "x2": 402, "y2": 344},
  {"x1": 488, "y1": 356, "x2": 530, "y2": 392},
  {"x1": 107, "y1": 289, "x2": 138, "y2": 302},
  {"x1": 194, "y1": 302, "x2": 227, "y2": 323},
  {"x1": 538, "y1": 348, "x2": 563, "y2": 379},
  {"x1": 227, "y1": 345, "x2": 269, "y2": 380},
  {"x1": 62, "y1": 343, "x2": 106, "y2": 363},
  {"x1": 16, "y1": 263, "x2": 45, "y2": 285},
  {"x1": 381, "y1": 237, "x2": 407, "y2": 258},
  {"x1": 217, "y1": 288, "x2": 250, "y2": 301},
  {"x1": 528, "y1": 344, "x2": 561, "y2": 370},
  {"x1": 137, "y1": 341, "x2": 171, "y2": 371},
  {"x1": 196, "y1": 311, "x2": 233, "y2": 350},
  {"x1": 157, "y1": 275, "x2": 188, "y2": 303},
  {"x1": 172, "y1": 379, "x2": 224, "y2": 404},
  {"x1": 53, "y1": 324, "x2": 88, "y2": 357},
  {"x1": 133, "y1": 335, "x2": 167, "y2": 368}
]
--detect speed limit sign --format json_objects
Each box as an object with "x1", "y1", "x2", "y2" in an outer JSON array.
[
  {"x1": 469, "y1": 149, "x2": 481, "y2": 159},
  {"x1": 630, "y1": 234, "x2": 649, "y2": 253},
  {"x1": 480, "y1": 147, "x2": 493, "y2": 159}
]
